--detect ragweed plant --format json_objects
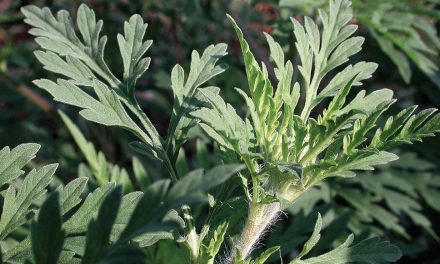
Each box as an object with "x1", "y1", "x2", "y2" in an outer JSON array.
[
  {"x1": 4, "y1": 0, "x2": 439, "y2": 263},
  {"x1": 15, "y1": 3, "x2": 245, "y2": 264},
  {"x1": 192, "y1": 0, "x2": 440, "y2": 262}
]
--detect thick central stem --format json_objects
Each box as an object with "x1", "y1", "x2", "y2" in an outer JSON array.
[
  {"x1": 234, "y1": 202, "x2": 281, "y2": 261},
  {"x1": 229, "y1": 178, "x2": 311, "y2": 263}
]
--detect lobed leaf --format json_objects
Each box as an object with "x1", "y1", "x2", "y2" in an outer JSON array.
[
  {"x1": 132, "y1": 156, "x2": 151, "y2": 190},
  {"x1": 81, "y1": 186, "x2": 123, "y2": 264},
  {"x1": 117, "y1": 14, "x2": 152, "y2": 99},
  {"x1": 0, "y1": 144, "x2": 40, "y2": 187},
  {"x1": 63, "y1": 182, "x2": 115, "y2": 233},
  {"x1": 200, "y1": 221, "x2": 229, "y2": 264},
  {"x1": 291, "y1": 213, "x2": 401, "y2": 264},
  {"x1": 167, "y1": 44, "x2": 228, "y2": 161},
  {"x1": 0, "y1": 164, "x2": 56, "y2": 240},
  {"x1": 59, "y1": 110, "x2": 109, "y2": 184},
  {"x1": 57, "y1": 177, "x2": 88, "y2": 216},
  {"x1": 22, "y1": 5, "x2": 120, "y2": 88},
  {"x1": 31, "y1": 191, "x2": 65, "y2": 264}
]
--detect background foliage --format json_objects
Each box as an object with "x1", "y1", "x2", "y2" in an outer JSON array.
[{"x1": 1, "y1": 0, "x2": 440, "y2": 263}]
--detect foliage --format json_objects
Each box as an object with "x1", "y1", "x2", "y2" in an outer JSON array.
[
  {"x1": 278, "y1": 0, "x2": 440, "y2": 89},
  {"x1": 0, "y1": 143, "x2": 243, "y2": 263},
  {"x1": 193, "y1": 0, "x2": 440, "y2": 262},
  {"x1": 0, "y1": 0, "x2": 438, "y2": 263}
]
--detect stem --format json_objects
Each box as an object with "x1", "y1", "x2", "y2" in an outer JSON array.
[
  {"x1": 122, "y1": 98, "x2": 163, "y2": 148},
  {"x1": 232, "y1": 202, "x2": 281, "y2": 262},
  {"x1": 123, "y1": 94, "x2": 200, "y2": 261},
  {"x1": 183, "y1": 204, "x2": 200, "y2": 263},
  {"x1": 228, "y1": 159, "x2": 281, "y2": 262},
  {"x1": 229, "y1": 174, "x2": 313, "y2": 263}
]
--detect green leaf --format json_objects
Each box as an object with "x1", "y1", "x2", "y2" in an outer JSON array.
[
  {"x1": 329, "y1": 151, "x2": 398, "y2": 178},
  {"x1": 302, "y1": 150, "x2": 399, "y2": 192},
  {"x1": 81, "y1": 186, "x2": 123, "y2": 264},
  {"x1": 166, "y1": 164, "x2": 246, "y2": 202},
  {"x1": 132, "y1": 209, "x2": 184, "y2": 247},
  {"x1": 335, "y1": 89, "x2": 393, "y2": 118},
  {"x1": 191, "y1": 88, "x2": 259, "y2": 166},
  {"x1": 34, "y1": 79, "x2": 149, "y2": 144},
  {"x1": 197, "y1": 139, "x2": 211, "y2": 171},
  {"x1": 133, "y1": 231, "x2": 174, "y2": 248},
  {"x1": 57, "y1": 177, "x2": 88, "y2": 216},
  {"x1": 354, "y1": 163, "x2": 439, "y2": 239},
  {"x1": 129, "y1": 141, "x2": 163, "y2": 162},
  {"x1": 59, "y1": 110, "x2": 109, "y2": 185},
  {"x1": 268, "y1": 162, "x2": 303, "y2": 180},
  {"x1": 265, "y1": 33, "x2": 298, "y2": 113},
  {"x1": 321, "y1": 75, "x2": 359, "y2": 121},
  {"x1": 254, "y1": 246, "x2": 280, "y2": 264},
  {"x1": 370, "y1": 106, "x2": 416, "y2": 149},
  {"x1": 370, "y1": 29, "x2": 411, "y2": 83},
  {"x1": 110, "y1": 166, "x2": 134, "y2": 194},
  {"x1": 200, "y1": 221, "x2": 229, "y2": 264},
  {"x1": 118, "y1": 164, "x2": 244, "y2": 244},
  {"x1": 167, "y1": 44, "x2": 228, "y2": 160},
  {"x1": 317, "y1": 62, "x2": 378, "y2": 107},
  {"x1": 64, "y1": 237, "x2": 86, "y2": 257},
  {"x1": 336, "y1": 187, "x2": 409, "y2": 238},
  {"x1": 22, "y1": 5, "x2": 120, "y2": 88},
  {"x1": 309, "y1": 211, "x2": 351, "y2": 256},
  {"x1": 372, "y1": 108, "x2": 440, "y2": 150},
  {"x1": 382, "y1": 188, "x2": 438, "y2": 239},
  {"x1": 291, "y1": 213, "x2": 401, "y2": 264},
  {"x1": 176, "y1": 148, "x2": 190, "y2": 178},
  {"x1": 80, "y1": 80, "x2": 136, "y2": 127},
  {"x1": 294, "y1": 213, "x2": 323, "y2": 261},
  {"x1": 58, "y1": 251, "x2": 80, "y2": 264},
  {"x1": 345, "y1": 100, "x2": 395, "y2": 153},
  {"x1": 398, "y1": 109, "x2": 438, "y2": 140},
  {"x1": 296, "y1": 236, "x2": 401, "y2": 264},
  {"x1": 117, "y1": 14, "x2": 152, "y2": 99},
  {"x1": 0, "y1": 143, "x2": 40, "y2": 187},
  {"x1": 23, "y1": 4, "x2": 157, "y2": 148},
  {"x1": 146, "y1": 240, "x2": 190, "y2": 264},
  {"x1": 116, "y1": 180, "x2": 178, "y2": 244},
  {"x1": 356, "y1": 5, "x2": 440, "y2": 88},
  {"x1": 109, "y1": 191, "x2": 143, "y2": 242},
  {"x1": 34, "y1": 51, "x2": 96, "y2": 87},
  {"x1": 300, "y1": 109, "x2": 365, "y2": 166},
  {"x1": 22, "y1": 3, "x2": 168, "y2": 153},
  {"x1": 2, "y1": 237, "x2": 32, "y2": 262},
  {"x1": 0, "y1": 163, "x2": 56, "y2": 240},
  {"x1": 95, "y1": 244, "x2": 146, "y2": 264},
  {"x1": 31, "y1": 191, "x2": 65, "y2": 264},
  {"x1": 63, "y1": 182, "x2": 115, "y2": 233},
  {"x1": 132, "y1": 156, "x2": 151, "y2": 190},
  {"x1": 291, "y1": 0, "x2": 361, "y2": 120}
]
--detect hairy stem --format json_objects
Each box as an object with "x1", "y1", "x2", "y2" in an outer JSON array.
[
  {"x1": 243, "y1": 203, "x2": 280, "y2": 257},
  {"x1": 230, "y1": 179, "x2": 312, "y2": 263},
  {"x1": 230, "y1": 202, "x2": 280, "y2": 262}
]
